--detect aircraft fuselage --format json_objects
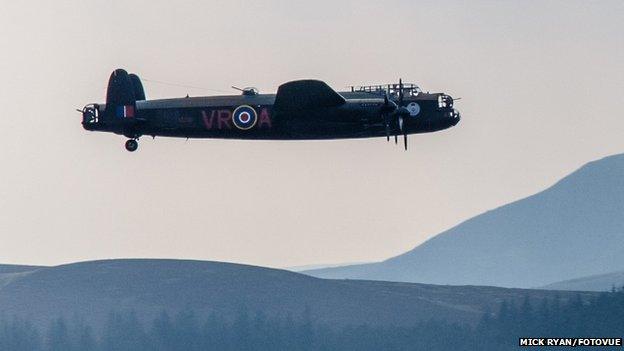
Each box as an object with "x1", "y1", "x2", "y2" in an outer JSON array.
[
  {"x1": 81, "y1": 70, "x2": 460, "y2": 151},
  {"x1": 84, "y1": 91, "x2": 459, "y2": 140}
]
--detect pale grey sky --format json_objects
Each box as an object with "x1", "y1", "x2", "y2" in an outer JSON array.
[{"x1": 0, "y1": 1, "x2": 622, "y2": 268}]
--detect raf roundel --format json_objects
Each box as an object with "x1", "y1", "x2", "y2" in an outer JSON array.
[
  {"x1": 232, "y1": 105, "x2": 258, "y2": 130},
  {"x1": 407, "y1": 102, "x2": 421, "y2": 117}
]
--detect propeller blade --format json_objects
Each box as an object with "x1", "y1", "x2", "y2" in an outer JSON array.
[
  {"x1": 381, "y1": 91, "x2": 396, "y2": 142},
  {"x1": 394, "y1": 133, "x2": 398, "y2": 144},
  {"x1": 404, "y1": 133, "x2": 408, "y2": 150}
]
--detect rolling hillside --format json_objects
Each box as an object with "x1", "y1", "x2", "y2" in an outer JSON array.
[
  {"x1": 306, "y1": 154, "x2": 624, "y2": 288},
  {"x1": 0, "y1": 259, "x2": 592, "y2": 331},
  {"x1": 0, "y1": 264, "x2": 43, "y2": 288},
  {"x1": 0, "y1": 264, "x2": 42, "y2": 274}
]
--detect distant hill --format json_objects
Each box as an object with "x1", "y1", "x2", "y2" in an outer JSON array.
[
  {"x1": 286, "y1": 261, "x2": 369, "y2": 272},
  {"x1": 0, "y1": 264, "x2": 43, "y2": 274},
  {"x1": 540, "y1": 270, "x2": 624, "y2": 292},
  {"x1": 0, "y1": 264, "x2": 43, "y2": 288},
  {"x1": 0, "y1": 259, "x2": 593, "y2": 331},
  {"x1": 306, "y1": 154, "x2": 624, "y2": 288}
]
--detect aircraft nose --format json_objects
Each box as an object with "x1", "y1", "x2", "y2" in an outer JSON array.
[{"x1": 452, "y1": 109, "x2": 461, "y2": 125}]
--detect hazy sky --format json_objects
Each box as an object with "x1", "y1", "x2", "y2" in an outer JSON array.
[{"x1": 1, "y1": 1, "x2": 623, "y2": 268}]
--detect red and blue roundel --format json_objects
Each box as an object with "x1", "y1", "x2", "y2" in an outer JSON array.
[{"x1": 232, "y1": 105, "x2": 258, "y2": 130}]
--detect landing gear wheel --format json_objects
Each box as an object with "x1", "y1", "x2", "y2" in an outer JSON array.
[{"x1": 125, "y1": 139, "x2": 138, "y2": 152}]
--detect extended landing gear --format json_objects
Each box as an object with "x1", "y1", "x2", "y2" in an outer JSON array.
[{"x1": 125, "y1": 139, "x2": 139, "y2": 152}]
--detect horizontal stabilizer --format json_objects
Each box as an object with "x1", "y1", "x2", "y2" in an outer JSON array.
[{"x1": 274, "y1": 80, "x2": 345, "y2": 111}]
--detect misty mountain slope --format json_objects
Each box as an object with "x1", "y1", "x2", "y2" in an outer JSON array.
[
  {"x1": 540, "y1": 270, "x2": 624, "y2": 292},
  {"x1": 0, "y1": 264, "x2": 43, "y2": 288},
  {"x1": 0, "y1": 259, "x2": 592, "y2": 331},
  {"x1": 0, "y1": 264, "x2": 43, "y2": 274},
  {"x1": 306, "y1": 153, "x2": 624, "y2": 288}
]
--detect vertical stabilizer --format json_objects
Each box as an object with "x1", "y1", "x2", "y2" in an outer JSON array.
[{"x1": 105, "y1": 69, "x2": 145, "y2": 119}]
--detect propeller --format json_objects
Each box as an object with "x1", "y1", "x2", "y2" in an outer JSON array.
[
  {"x1": 379, "y1": 78, "x2": 411, "y2": 150},
  {"x1": 380, "y1": 91, "x2": 396, "y2": 142},
  {"x1": 395, "y1": 79, "x2": 410, "y2": 150}
]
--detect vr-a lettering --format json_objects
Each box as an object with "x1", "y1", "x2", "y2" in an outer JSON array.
[
  {"x1": 202, "y1": 108, "x2": 273, "y2": 130},
  {"x1": 258, "y1": 108, "x2": 272, "y2": 128},
  {"x1": 202, "y1": 110, "x2": 232, "y2": 130}
]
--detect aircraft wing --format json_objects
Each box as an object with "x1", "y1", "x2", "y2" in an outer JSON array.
[{"x1": 273, "y1": 80, "x2": 346, "y2": 111}]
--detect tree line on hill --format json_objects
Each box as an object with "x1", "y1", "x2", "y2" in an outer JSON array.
[{"x1": 1, "y1": 289, "x2": 623, "y2": 351}]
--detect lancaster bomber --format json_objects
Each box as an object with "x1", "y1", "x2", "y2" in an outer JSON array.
[{"x1": 80, "y1": 69, "x2": 460, "y2": 152}]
